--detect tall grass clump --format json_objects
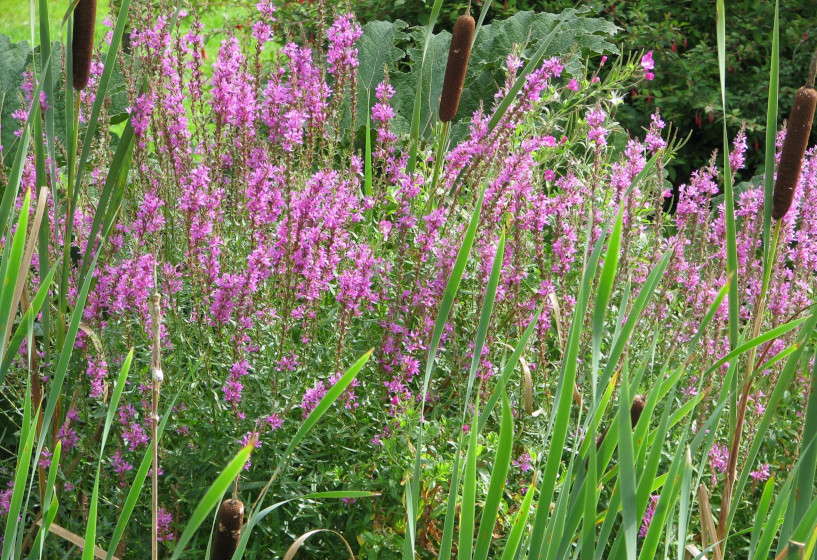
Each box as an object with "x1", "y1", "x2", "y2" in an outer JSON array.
[{"x1": 1, "y1": 0, "x2": 817, "y2": 558}]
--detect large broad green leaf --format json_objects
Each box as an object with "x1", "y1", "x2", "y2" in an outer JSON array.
[
  {"x1": 0, "y1": 35, "x2": 130, "y2": 167},
  {"x1": 390, "y1": 27, "x2": 451, "y2": 145},
  {"x1": 355, "y1": 20, "x2": 409, "y2": 127},
  {"x1": 353, "y1": 10, "x2": 618, "y2": 144},
  {"x1": 0, "y1": 35, "x2": 31, "y2": 163}
]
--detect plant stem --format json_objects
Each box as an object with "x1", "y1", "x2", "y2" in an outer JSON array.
[
  {"x1": 718, "y1": 218, "x2": 782, "y2": 547},
  {"x1": 149, "y1": 293, "x2": 163, "y2": 560}
]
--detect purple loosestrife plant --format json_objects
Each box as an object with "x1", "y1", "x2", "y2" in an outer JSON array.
[{"x1": 4, "y1": 2, "x2": 817, "y2": 557}]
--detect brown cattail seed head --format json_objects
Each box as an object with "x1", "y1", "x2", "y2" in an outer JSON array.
[
  {"x1": 630, "y1": 394, "x2": 646, "y2": 428},
  {"x1": 595, "y1": 394, "x2": 647, "y2": 451},
  {"x1": 773, "y1": 86, "x2": 817, "y2": 220},
  {"x1": 211, "y1": 499, "x2": 244, "y2": 560},
  {"x1": 71, "y1": 0, "x2": 97, "y2": 91},
  {"x1": 438, "y1": 14, "x2": 475, "y2": 123}
]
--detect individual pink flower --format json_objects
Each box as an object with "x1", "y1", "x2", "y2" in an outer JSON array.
[
  {"x1": 750, "y1": 464, "x2": 771, "y2": 481},
  {"x1": 641, "y1": 51, "x2": 655, "y2": 81}
]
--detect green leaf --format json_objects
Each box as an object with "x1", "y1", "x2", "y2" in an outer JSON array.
[
  {"x1": 245, "y1": 350, "x2": 372, "y2": 549},
  {"x1": 791, "y1": 355, "x2": 817, "y2": 531},
  {"x1": 0, "y1": 35, "x2": 32, "y2": 163},
  {"x1": 617, "y1": 366, "x2": 637, "y2": 560},
  {"x1": 0, "y1": 190, "x2": 30, "y2": 364},
  {"x1": 748, "y1": 475, "x2": 776, "y2": 560},
  {"x1": 458, "y1": 405, "x2": 479, "y2": 560},
  {"x1": 726, "y1": 306, "x2": 817, "y2": 541},
  {"x1": 440, "y1": 227, "x2": 505, "y2": 560},
  {"x1": 464, "y1": 228, "x2": 504, "y2": 425},
  {"x1": 474, "y1": 390, "x2": 513, "y2": 560},
  {"x1": 83, "y1": 349, "x2": 134, "y2": 560},
  {"x1": 762, "y1": 0, "x2": 779, "y2": 286},
  {"x1": 1, "y1": 376, "x2": 35, "y2": 560},
  {"x1": 716, "y1": 0, "x2": 739, "y2": 351},
  {"x1": 591, "y1": 201, "x2": 624, "y2": 399},
  {"x1": 405, "y1": 0, "x2": 444, "y2": 174},
  {"x1": 354, "y1": 20, "x2": 409, "y2": 132},
  {"x1": 0, "y1": 247, "x2": 57, "y2": 382},
  {"x1": 499, "y1": 473, "x2": 536, "y2": 560}
]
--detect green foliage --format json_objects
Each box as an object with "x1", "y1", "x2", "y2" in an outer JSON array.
[
  {"x1": 355, "y1": 9, "x2": 619, "y2": 141},
  {"x1": 0, "y1": 36, "x2": 32, "y2": 169}
]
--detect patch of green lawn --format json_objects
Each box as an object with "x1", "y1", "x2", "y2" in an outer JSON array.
[{"x1": 0, "y1": 0, "x2": 111, "y2": 44}]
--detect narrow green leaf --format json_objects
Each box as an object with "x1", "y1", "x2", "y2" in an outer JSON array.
[
  {"x1": 34, "y1": 441, "x2": 61, "y2": 557},
  {"x1": 464, "y1": 229, "x2": 504, "y2": 425},
  {"x1": 499, "y1": 473, "x2": 536, "y2": 560},
  {"x1": 1, "y1": 379, "x2": 35, "y2": 560},
  {"x1": 486, "y1": 12, "x2": 569, "y2": 133},
  {"x1": 762, "y1": 0, "x2": 780, "y2": 283},
  {"x1": 363, "y1": 91, "x2": 373, "y2": 198},
  {"x1": 617, "y1": 366, "x2": 637, "y2": 560},
  {"x1": 754, "y1": 479, "x2": 794, "y2": 560},
  {"x1": 458, "y1": 406, "x2": 479, "y2": 560},
  {"x1": 790, "y1": 354, "x2": 817, "y2": 530},
  {"x1": 591, "y1": 202, "x2": 624, "y2": 399},
  {"x1": 528, "y1": 218, "x2": 610, "y2": 560},
  {"x1": 581, "y1": 432, "x2": 598, "y2": 560},
  {"x1": 474, "y1": 391, "x2": 513, "y2": 560},
  {"x1": 700, "y1": 316, "x2": 808, "y2": 379},
  {"x1": 83, "y1": 349, "x2": 134, "y2": 560},
  {"x1": 0, "y1": 191, "x2": 31, "y2": 363},
  {"x1": 247, "y1": 350, "x2": 372, "y2": 548},
  {"x1": 677, "y1": 447, "x2": 694, "y2": 560},
  {"x1": 1, "y1": 265, "x2": 57, "y2": 383},
  {"x1": 716, "y1": 0, "x2": 739, "y2": 351},
  {"x1": 78, "y1": 120, "x2": 136, "y2": 288},
  {"x1": 478, "y1": 305, "x2": 541, "y2": 434},
  {"x1": 405, "y1": 0, "x2": 444, "y2": 174},
  {"x1": 440, "y1": 228, "x2": 505, "y2": 560}
]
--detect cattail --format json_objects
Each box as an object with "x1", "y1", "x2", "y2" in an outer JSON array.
[
  {"x1": 629, "y1": 394, "x2": 646, "y2": 427},
  {"x1": 211, "y1": 499, "x2": 244, "y2": 560},
  {"x1": 595, "y1": 394, "x2": 647, "y2": 451},
  {"x1": 438, "y1": 14, "x2": 475, "y2": 123},
  {"x1": 71, "y1": 0, "x2": 97, "y2": 90},
  {"x1": 773, "y1": 49, "x2": 817, "y2": 220},
  {"x1": 772, "y1": 86, "x2": 817, "y2": 219}
]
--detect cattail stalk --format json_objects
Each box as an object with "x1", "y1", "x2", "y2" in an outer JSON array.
[
  {"x1": 211, "y1": 499, "x2": 245, "y2": 560},
  {"x1": 438, "y1": 13, "x2": 475, "y2": 123},
  {"x1": 720, "y1": 50, "x2": 817, "y2": 542},
  {"x1": 71, "y1": 0, "x2": 97, "y2": 91},
  {"x1": 149, "y1": 293, "x2": 163, "y2": 560}
]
